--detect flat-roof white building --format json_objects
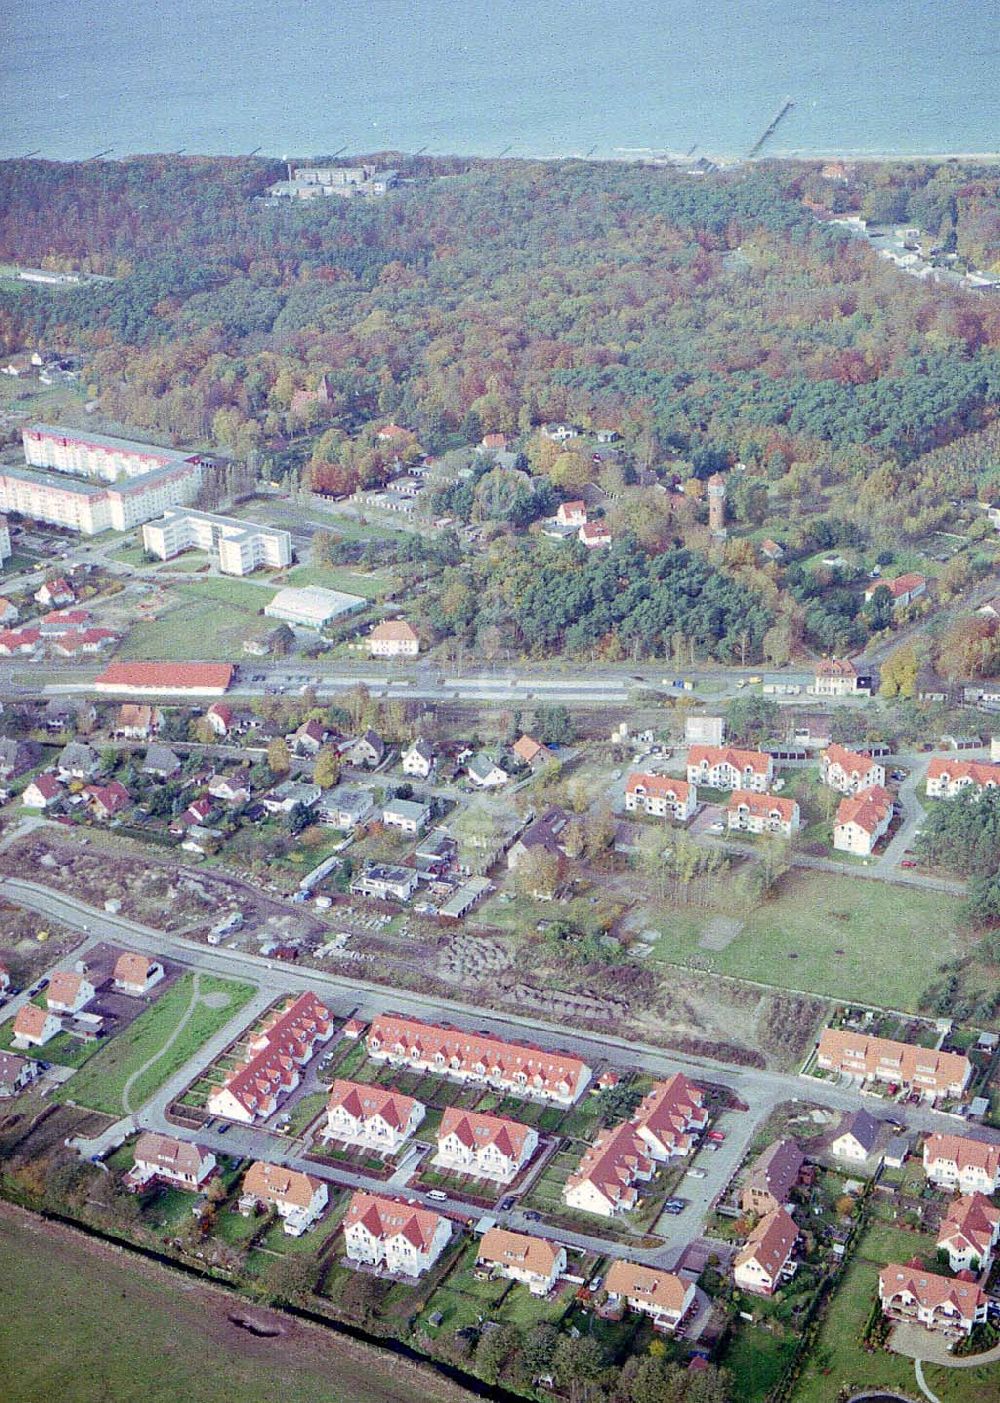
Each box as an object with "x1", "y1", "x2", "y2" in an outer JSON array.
[
  {"x1": 0, "y1": 425, "x2": 206, "y2": 535},
  {"x1": 265, "y1": 585, "x2": 365, "y2": 629},
  {"x1": 142, "y1": 508, "x2": 291, "y2": 576}
]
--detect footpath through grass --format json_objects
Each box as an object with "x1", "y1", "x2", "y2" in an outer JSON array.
[
  {"x1": 0, "y1": 1209, "x2": 472, "y2": 1403},
  {"x1": 60, "y1": 973, "x2": 255, "y2": 1115}
]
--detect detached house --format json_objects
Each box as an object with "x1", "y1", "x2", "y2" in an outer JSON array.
[
  {"x1": 726, "y1": 790, "x2": 799, "y2": 837},
  {"x1": 833, "y1": 786, "x2": 893, "y2": 856},
  {"x1": 467, "y1": 753, "x2": 509, "y2": 788},
  {"x1": 821, "y1": 744, "x2": 886, "y2": 794},
  {"x1": 84, "y1": 780, "x2": 131, "y2": 821},
  {"x1": 346, "y1": 730, "x2": 385, "y2": 769},
  {"x1": 434, "y1": 1107, "x2": 538, "y2": 1184},
  {"x1": 12, "y1": 1003, "x2": 61, "y2": 1047},
  {"x1": 813, "y1": 659, "x2": 863, "y2": 697},
  {"x1": 207, "y1": 770, "x2": 251, "y2": 805},
  {"x1": 323, "y1": 1079, "x2": 425, "y2": 1153},
  {"x1": 624, "y1": 772, "x2": 696, "y2": 822},
  {"x1": 240, "y1": 1161, "x2": 328, "y2": 1236},
  {"x1": 734, "y1": 1208, "x2": 798, "y2": 1296},
  {"x1": 126, "y1": 1133, "x2": 215, "y2": 1192},
  {"x1": 923, "y1": 1133, "x2": 1000, "y2": 1195},
  {"x1": 368, "y1": 619, "x2": 420, "y2": 658},
  {"x1": 477, "y1": 1228, "x2": 566, "y2": 1296},
  {"x1": 316, "y1": 785, "x2": 375, "y2": 830},
  {"x1": 578, "y1": 521, "x2": 612, "y2": 548},
  {"x1": 382, "y1": 797, "x2": 431, "y2": 835},
  {"x1": 937, "y1": 1195, "x2": 1000, "y2": 1274},
  {"x1": 292, "y1": 719, "x2": 327, "y2": 756},
  {"x1": 0, "y1": 1051, "x2": 41, "y2": 1097},
  {"x1": 878, "y1": 1264, "x2": 986, "y2": 1341},
  {"x1": 46, "y1": 970, "x2": 94, "y2": 1014},
  {"x1": 0, "y1": 738, "x2": 40, "y2": 780},
  {"x1": 23, "y1": 774, "x2": 61, "y2": 810},
  {"x1": 114, "y1": 704, "x2": 162, "y2": 740},
  {"x1": 686, "y1": 746, "x2": 773, "y2": 793},
  {"x1": 142, "y1": 743, "x2": 181, "y2": 779},
  {"x1": 511, "y1": 734, "x2": 555, "y2": 770},
  {"x1": 402, "y1": 738, "x2": 434, "y2": 779},
  {"x1": 35, "y1": 578, "x2": 74, "y2": 608},
  {"x1": 604, "y1": 1261, "x2": 695, "y2": 1332},
  {"x1": 205, "y1": 702, "x2": 233, "y2": 737},
  {"x1": 741, "y1": 1140, "x2": 805, "y2": 1217},
  {"x1": 865, "y1": 573, "x2": 927, "y2": 609},
  {"x1": 830, "y1": 1109, "x2": 882, "y2": 1165},
  {"x1": 57, "y1": 741, "x2": 99, "y2": 780},
  {"x1": 555, "y1": 500, "x2": 587, "y2": 528},
  {"x1": 113, "y1": 952, "x2": 165, "y2": 996},
  {"x1": 343, "y1": 1191, "x2": 451, "y2": 1277}
]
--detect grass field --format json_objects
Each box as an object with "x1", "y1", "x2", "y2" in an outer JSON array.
[
  {"x1": 648, "y1": 870, "x2": 975, "y2": 1012},
  {"x1": 120, "y1": 599, "x2": 262, "y2": 660},
  {"x1": 60, "y1": 973, "x2": 255, "y2": 1115},
  {"x1": 285, "y1": 564, "x2": 398, "y2": 600},
  {"x1": 0, "y1": 1210, "x2": 474, "y2": 1403},
  {"x1": 790, "y1": 1227, "x2": 999, "y2": 1403}
]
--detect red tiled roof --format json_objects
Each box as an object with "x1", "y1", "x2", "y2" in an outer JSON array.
[
  {"x1": 823, "y1": 743, "x2": 876, "y2": 772},
  {"x1": 605, "y1": 1260, "x2": 690, "y2": 1313},
  {"x1": 735, "y1": 1207, "x2": 798, "y2": 1280},
  {"x1": 367, "y1": 1014, "x2": 588, "y2": 1098},
  {"x1": 343, "y1": 1191, "x2": 444, "y2": 1251},
  {"x1": 726, "y1": 789, "x2": 798, "y2": 822},
  {"x1": 438, "y1": 1106, "x2": 533, "y2": 1162},
  {"x1": 243, "y1": 1161, "x2": 322, "y2": 1210},
  {"x1": 687, "y1": 745, "x2": 771, "y2": 776},
  {"x1": 326, "y1": 1079, "x2": 418, "y2": 1132},
  {"x1": 924, "y1": 1133, "x2": 1000, "y2": 1179},
  {"x1": 626, "y1": 772, "x2": 692, "y2": 801},
  {"x1": 817, "y1": 1029, "x2": 971, "y2": 1094},
  {"x1": 27, "y1": 773, "x2": 61, "y2": 800},
  {"x1": 214, "y1": 992, "x2": 332, "y2": 1118},
  {"x1": 13, "y1": 1004, "x2": 54, "y2": 1038},
  {"x1": 96, "y1": 662, "x2": 234, "y2": 691},
  {"x1": 836, "y1": 784, "x2": 892, "y2": 835},
  {"x1": 879, "y1": 1263, "x2": 986, "y2": 1316},
  {"x1": 927, "y1": 758, "x2": 1000, "y2": 788},
  {"x1": 938, "y1": 1194, "x2": 1000, "y2": 1257},
  {"x1": 816, "y1": 658, "x2": 858, "y2": 678},
  {"x1": 47, "y1": 970, "x2": 88, "y2": 1006},
  {"x1": 370, "y1": 620, "x2": 419, "y2": 642},
  {"x1": 114, "y1": 952, "x2": 157, "y2": 987},
  {"x1": 479, "y1": 1227, "x2": 561, "y2": 1278}
]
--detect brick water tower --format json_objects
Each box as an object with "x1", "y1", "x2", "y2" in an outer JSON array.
[{"x1": 706, "y1": 472, "x2": 727, "y2": 537}]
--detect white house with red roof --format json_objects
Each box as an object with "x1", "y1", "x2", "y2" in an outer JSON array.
[
  {"x1": 624, "y1": 772, "x2": 696, "y2": 822},
  {"x1": 434, "y1": 1107, "x2": 538, "y2": 1183},
  {"x1": 205, "y1": 702, "x2": 234, "y2": 737},
  {"x1": 556, "y1": 500, "x2": 587, "y2": 527},
  {"x1": 23, "y1": 774, "x2": 61, "y2": 809},
  {"x1": 366, "y1": 1014, "x2": 591, "y2": 1105},
  {"x1": 240, "y1": 1161, "x2": 328, "y2": 1235},
  {"x1": 734, "y1": 1207, "x2": 798, "y2": 1296},
  {"x1": 864, "y1": 573, "x2": 927, "y2": 608},
  {"x1": 113, "y1": 952, "x2": 164, "y2": 996},
  {"x1": 833, "y1": 785, "x2": 893, "y2": 855},
  {"x1": 632, "y1": 1074, "x2": 708, "y2": 1159},
  {"x1": 368, "y1": 619, "x2": 420, "y2": 658},
  {"x1": 578, "y1": 520, "x2": 612, "y2": 548},
  {"x1": 208, "y1": 992, "x2": 333, "y2": 1123},
  {"x1": 12, "y1": 1003, "x2": 61, "y2": 1047},
  {"x1": 477, "y1": 1228, "x2": 566, "y2": 1296},
  {"x1": 323, "y1": 1079, "x2": 425, "y2": 1153},
  {"x1": 95, "y1": 662, "x2": 234, "y2": 697},
  {"x1": 926, "y1": 757, "x2": 1000, "y2": 800},
  {"x1": 878, "y1": 1263, "x2": 986, "y2": 1340},
  {"x1": 821, "y1": 744, "x2": 886, "y2": 795},
  {"x1": 813, "y1": 658, "x2": 862, "y2": 697},
  {"x1": 34, "y1": 578, "x2": 75, "y2": 608},
  {"x1": 686, "y1": 746, "x2": 773, "y2": 793},
  {"x1": 46, "y1": 970, "x2": 94, "y2": 1014},
  {"x1": 344, "y1": 1191, "x2": 451, "y2": 1275},
  {"x1": 604, "y1": 1261, "x2": 695, "y2": 1332},
  {"x1": 0, "y1": 627, "x2": 40, "y2": 657},
  {"x1": 726, "y1": 790, "x2": 800, "y2": 837},
  {"x1": 923, "y1": 1133, "x2": 1000, "y2": 1195},
  {"x1": 937, "y1": 1194, "x2": 1000, "y2": 1274}
]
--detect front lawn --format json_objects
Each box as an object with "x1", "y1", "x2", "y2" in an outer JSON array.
[{"x1": 60, "y1": 974, "x2": 255, "y2": 1115}]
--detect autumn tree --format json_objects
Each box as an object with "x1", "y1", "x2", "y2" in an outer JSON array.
[
  {"x1": 267, "y1": 737, "x2": 291, "y2": 775},
  {"x1": 313, "y1": 746, "x2": 341, "y2": 788}
]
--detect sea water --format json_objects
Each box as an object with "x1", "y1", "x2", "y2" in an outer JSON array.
[{"x1": 0, "y1": 0, "x2": 996, "y2": 162}]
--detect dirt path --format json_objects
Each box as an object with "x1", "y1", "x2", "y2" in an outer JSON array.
[{"x1": 121, "y1": 970, "x2": 202, "y2": 1116}]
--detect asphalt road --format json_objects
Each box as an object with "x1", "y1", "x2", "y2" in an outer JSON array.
[{"x1": 4, "y1": 873, "x2": 996, "y2": 1270}]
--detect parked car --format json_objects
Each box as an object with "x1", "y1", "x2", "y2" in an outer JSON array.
[
  {"x1": 686, "y1": 1167, "x2": 706, "y2": 1179},
  {"x1": 707, "y1": 1129, "x2": 725, "y2": 1143}
]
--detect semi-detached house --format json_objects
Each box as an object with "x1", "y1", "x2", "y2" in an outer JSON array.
[
  {"x1": 923, "y1": 1133, "x2": 1000, "y2": 1194},
  {"x1": 434, "y1": 1107, "x2": 537, "y2": 1183},
  {"x1": 878, "y1": 1264, "x2": 986, "y2": 1340},
  {"x1": 926, "y1": 757, "x2": 1000, "y2": 800},
  {"x1": 343, "y1": 1191, "x2": 451, "y2": 1277},
  {"x1": 937, "y1": 1194, "x2": 1000, "y2": 1274},
  {"x1": 323, "y1": 1079, "x2": 425, "y2": 1153}
]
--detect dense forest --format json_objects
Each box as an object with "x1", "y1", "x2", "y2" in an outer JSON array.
[{"x1": 3, "y1": 152, "x2": 1000, "y2": 662}]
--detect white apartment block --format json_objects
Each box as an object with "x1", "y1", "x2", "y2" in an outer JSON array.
[
  {"x1": 0, "y1": 456, "x2": 202, "y2": 535},
  {"x1": 142, "y1": 508, "x2": 291, "y2": 575}
]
